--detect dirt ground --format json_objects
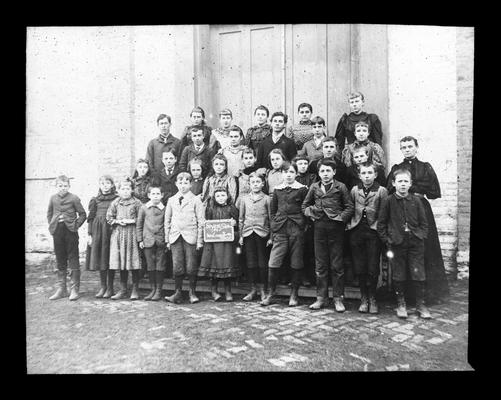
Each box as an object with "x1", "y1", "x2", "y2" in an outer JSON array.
[{"x1": 25, "y1": 254, "x2": 472, "y2": 373}]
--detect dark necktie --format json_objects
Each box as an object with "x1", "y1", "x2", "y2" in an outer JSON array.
[{"x1": 179, "y1": 196, "x2": 184, "y2": 205}]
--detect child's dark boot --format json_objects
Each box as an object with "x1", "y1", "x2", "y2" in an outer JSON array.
[
  {"x1": 288, "y1": 270, "x2": 300, "y2": 307},
  {"x1": 144, "y1": 270, "x2": 156, "y2": 301},
  {"x1": 151, "y1": 271, "x2": 164, "y2": 301},
  {"x1": 103, "y1": 269, "x2": 115, "y2": 298},
  {"x1": 309, "y1": 276, "x2": 328, "y2": 310},
  {"x1": 95, "y1": 270, "x2": 107, "y2": 298},
  {"x1": 165, "y1": 275, "x2": 183, "y2": 303},
  {"x1": 111, "y1": 270, "x2": 128, "y2": 300},
  {"x1": 188, "y1": 274, "x2": 199, "y2": 304},
  {"x1": 68, "y1": 270, "x2": 81, "y2": 301},
  {"x1": 224, "y1": 279, "x2": 233, "y2": 302},
  {"x1": 49, "y1": 270, "x2": 69, "y2": 300},
  {"x1": 394, "y1": 281, "x2": 408, "y2": 319},
  {"x1": 415, "y1": 281, "x2": 431, "y2": 319}
]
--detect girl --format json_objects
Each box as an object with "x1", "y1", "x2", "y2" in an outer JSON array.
[
  {"x1": 201, "y1": 154, "x2": 237, "y2": 205},
  {"x1": 179, "y1": 106, "x2": 213, "y2": 153},
  {"x1": 345, "y1": 145, "x2": 386, "y2": 190},
  {"x1": 221, "y1": 125, "x2": 247, "y2": 178},
  {"x1": 188, "y1": 158, "x2": 206, "y2": 197},
  {"x1": 132, "y1": 158, "x2": 153, "y2": 204},
  {"x1": 244, "y1": 104, "x2": 272, "y2": 160},
  {"x1": 265, "y1": 149, "x2": 286, "y2": 195},
  {"x1": 198, "y1": 186, "x2": 239, "y2": 301},
  {"x1": 106, "y1": 177, "x2": 143, "y2": 300},
  {"x1": 209, "y1": 108, "x2": 233, "y2": 150},
  {"x1": 85, "y1": 175, "x2": 119, "y2": 298},
  {"x1": 261, "y1": 161, "x2": 308, "y2": 307}
]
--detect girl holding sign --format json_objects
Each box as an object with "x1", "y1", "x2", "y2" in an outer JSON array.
[{"x1": 197, "y1": 186, "x2": 240, "y2": 301}]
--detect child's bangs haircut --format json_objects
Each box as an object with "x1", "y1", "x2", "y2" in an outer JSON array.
[
  {"x1": 242, "y1": 147, "x2": 256, "y2": 158},
  {"x1": 176, "y1": 172, "x2": 193, "y2": 182},
  {"x1": 229, "y1": 125, "x2": 244, "y2": 137},
  {"x1": 400, "y1": 136, "x2": 419, "y2": 146},
  {"x1": 162, "y1": 148, "x2": 177, "y2": 158},
  {"x1": 355, "y1": 120, "x2": 369, "y2": 129},
  {"x1": 188, "y1": 157, "x2": 205, "y2": 174},
  {"x1": 56, "y1": 175, "x2": 70, "y2": 185},
  {"x1": 298, "y1": 103, "x2": 313, "y2": 113},
  {"x1": 117, "y1": 176, "x2": 135, "y2": 190},
  {"x1": 248, "y1": 171, "x2": 265, "y2": 182},
  {"x1": 219, "y1": 108, "x2": 233, "y2": 118},
  {"x1": 321, "y1": 136, "x2": 337, "y2": 146},
  {"x1": 268, "y1": 148, "x2": 286, "y2": 163},
  {"x1": 293, "y1": 154, "x2": 310, "y2": 164},
  {"x1": 213, "y1": 185, "x2": 232, "y2": 204},
  {"x1": 212, "y1": 153, "x2": 228, "y2": 170},
  {"x1": 311, "y1": 116, "x2": 325, "y2": 126},
  {"x1": 270, "y1": 111, "x2": 288, "y2": 124},
  {"x1": 133, "y1": 158, "x2": 151, "y2": 178},
  {"x1": 147, "y1": 184, "x2": 163, "y2": 194},
  {"x1": 392, "y1": 168, "x2": 412, "y2": 181},
  {"x1": 157, "y1": 113, "x2": 171, "y2": 124},
  {"x1": 357, "y1": 162, "x2": 377, "y2": 173},
  {"x1": 190, "y1": 126, "x2": 203, "y2": 134},
  {"x1": 348, "y1": 91, "x2": 364, "y2": 101},
  {"x1": 254, "y1": 104, "x2": 270, "y2": 117},
  {"x1": 99, "y1": 174, "x2": 116, "y2": 191},
  {"x1": 317, "y1": 158, "x2": 337, "y2": 171},
  {"x1": 351, "y1": 144, "x2": 369, "y2": 155},
  {"x1": 190, "y1": 106, "x2": 205, "y2": 119},
  {"x1": 282, "y1": 160, "x2": 298, "y2": 173}
]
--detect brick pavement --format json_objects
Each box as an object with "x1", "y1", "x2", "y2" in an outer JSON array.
[{"x1": 26, "y1": 263, "x2": 471, "y2": 372}]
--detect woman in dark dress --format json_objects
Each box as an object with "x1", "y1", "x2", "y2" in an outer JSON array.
[{"x1": 386, "y1": 136, "x2": 449, "y2": 303}]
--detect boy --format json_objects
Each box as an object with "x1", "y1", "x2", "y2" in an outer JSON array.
[
  {"x1": 153, "y1": 149, "x2": 180, "y2": 206},
  {"x1": 341, "y1": 121, "x2": 386, "y2": 169},
  {"x1": 294, "y1": 155, "x2": 317, "y2": 287},
  {"x1": 286, "y1": 103, "x2": 314, "y2": 150},
  {"x1": 245, "y1": 105, "x2": 272, "y2": 159},
  {"x1": 179, "y1": 127, "x2": 214, "y2": 176},
  {"x1": 334, "y1": 92, "x2": 383, "y2": 153},
  {"x1": 238, "y1": 172, "x2": 272, "y2": 301},
  {"x1": 146, "y1": 114, "x2": 182, "y2": 174},
  {"x1": 137, "y1": 185, "x2": 167, "y2": 301},
  {"x1": 261, "y1": 161, "x2": 308, "y2": 307},
  {"x1": 302, "y1": 159, "x2": 354, "y2": 311},
  {"x1": 347, "y1": 163, "x2": 388, "y2": 313},
  {"x1": 377, "y1": 169, "x2": 430, "y2": 319},
  {"x1": 299, "y1": 116, "x2": 327, "y2": 166},
  {"x1": 221, "y1": 125, "x2": 247, "y2": 177},
  {"x1": 164, "y1": 172, "x2": 205, "y2": 304},
  {"x1": 256, "y1": 111, "x2": 297, "y2": 169},
  {"x1": 47, "y1": 175, "x2": 87, "y2": 301},
  {"x1": 209, "y1": 108, "x2": 233, "y2": 150},
  {"x1": 308, "y1": 136, "x2": 346, "y2": 184}
]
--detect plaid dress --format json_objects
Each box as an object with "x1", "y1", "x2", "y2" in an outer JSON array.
[{"x1": 106, "y1": 196, "x2": 143, "y2": 271}]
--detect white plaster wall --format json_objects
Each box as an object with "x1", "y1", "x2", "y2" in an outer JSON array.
[{"x1": 388, "y1": 25, "x2": 459, "y2": 270}]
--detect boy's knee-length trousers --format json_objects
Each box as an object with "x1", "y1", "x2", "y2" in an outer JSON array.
[
  {"x1": 53, "y1": 222, "x2": 80, "y2": 271},
  {"x1": 268, "y1": 220, "x2": 304, "y2": 270},
  {"x1": 171, "y1": 237, "x2": 198, "y2": 276},
  {"x1": 313, "y1": 218, "x2": 345, "y2": 297},
  {"x1": 391, "y1": 232, "x2": 426, "y2": 282}
]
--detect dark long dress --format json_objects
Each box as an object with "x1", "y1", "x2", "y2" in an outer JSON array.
[
  {"x1": 198, "y1": 201, "x2": 240, "y2": 280},
  {"x1": 335, "y1": 112, "x2": 383, "y2": 152},
  {"x1": 85, "y1": 191, "x2": 118, "y2": 271},
  {"x1": 386, "y1": 157, "x2": 450, "y2": 302}
]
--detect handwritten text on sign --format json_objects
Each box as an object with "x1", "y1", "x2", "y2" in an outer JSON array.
[{"x1": 204, "y1": 219, "x2": 235, "y2": 242}]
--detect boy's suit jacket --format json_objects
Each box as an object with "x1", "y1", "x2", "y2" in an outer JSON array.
[
  {"x1": 164, "y1": 191, "x2": 204, "y2": 247},
  {"x1": 302, "y1": 180, "x2": 354, "y2": 224}
]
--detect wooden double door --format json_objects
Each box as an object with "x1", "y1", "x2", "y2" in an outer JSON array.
[{"x1": 200, "y1": 24, "x2": 358, "y2": 137}]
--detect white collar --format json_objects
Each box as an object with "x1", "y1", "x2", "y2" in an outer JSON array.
[
  {"x1": 146, "y1": 200, "x2": 165, "y2": 210},
  {"x1": 274, "y1": 181, "x2": 306, "y2": 190}
]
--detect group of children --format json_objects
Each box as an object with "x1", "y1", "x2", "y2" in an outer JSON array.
[{"x1": 47, "y1": 92, "x2": 446, "y2": 320}]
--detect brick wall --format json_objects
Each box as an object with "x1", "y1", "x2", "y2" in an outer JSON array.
[
  {"x1": 387, "y1": 25, "x2": 459, "y2": 274},
  {"x1": 456, "y1": 27, "x2": 474, "y2": 278}
]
